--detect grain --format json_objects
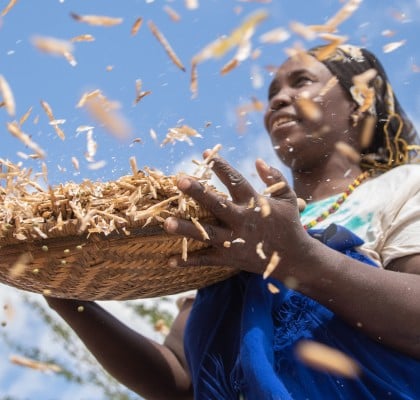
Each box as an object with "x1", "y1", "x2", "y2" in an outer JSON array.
[
  {"x1": 263, "y1": 251, "x2": 280, "y2": 279},
  {"x1": 10, "y1": 354, "x2": 62, "y2": 373},
  {"x1": 259, "y1": 196, "x2": 271, "y2": 217},
  {"x1": 182, "y1": 237, "x2": 188, "y2": 261},
  {"x1": 263, "y1": 181, "x2": 286, "y2": 195},
  {"x1": 267, "y1": 282, "x2": 280, "y2": 294},
  {"x1": 40, "y1": 101, "x2": 66, "y2": 140},
  {"x1": 295, "y1": 340, "x2": 360, "y2": 378},
  {"x1": 84, "y1": 94, "x2": 132, "y2": 140},
  {"x1": 150, "y1": 128, "x2": 158, "y2": 142},
  {"x1": 220, "y1": 59, "x2": 239, "y2": 75},
  {"x1": 335, "y1": 141, "x2": 361, "y2": 163},
  {"x1": 259, "y1": 27, "x2": 290, "y2": 44},
  {"x1": 319, "y1": 76, "x2": 339, "y2": 97},
  {"x1": 148, "y1": 20, "x2": 186, "y2": 72},
  {"x1": 359, "y1": 115, "x2": 377, "y2": 149},
  {"x1": 1, "y1": 0, "x2": 18, "y2": 17},
  {"x1": 130, "y1": 17, "x2": 143, "y2": 36},
  {"x1": 10, "y1": 253, "x2": 32, "y2": 278},
  {"x1": 190, "y1": 62, "x2": 198, "y2": 98},
  {"x1": 71, "y1": 157, "x2": 80, "y2": 171},
  {"x1": 256, "y1": 242, "x2": 266, "y2": 259},
  {"x1": 0, "y1": 75, "x2": 15, "y2": 116},
  {"x1": 6, "y1": 122, "x2": 46, "y2": 158},
  {"x1": 296, "y1": 97, "x2": 322, "y2": 122},
  {"x1": 191, "y1": 217, "x2": 209, "y2": 240},
  {"x1": 289, "y1": 21, "x2": 317, "y2": 40},
  {"x1": 31, "y1": 36, "x2": 76, "y2": 66},
  {"x1": 0, "y1": 158, "x2": 222, "y2": 245},
  {"x1": 185, "y1": 0, "x2": 199, "y2": 9},
  {"x1": 314, "y1": 34, "x2": 348, "y2": 61},
  {"x1": 70, "y1": 12, "x2": 123, "y2": 27},
  {"x1": 129, "y1": 156, "x2": 139, "y2": 176},
  {"x1": 87, "y1": 160, "x2": 107, "y2": 170},
  {"x1": 163, "y1": 5, "x2": 181, "y2": 22},
  {"x1": 70, "y1": 34, "x2": 95, "y2": 42},
  {"x1": 40, "y1": 100, "x2": 54, "y2": 120},
  {"x1": 76, "y1": 89, "x2": 102, "y2": 108},
  {"x1": 323, "y1": 0, "x2": 362, "y2": 31},
  {"x1": 134, "y1": 79, "x2": 152, "y2": 105},
  {"x1": 19, "y1": 106, "x2": 33, "y2": 126},
  {"x1": 161, "y1": 125, "x2": 202, "y2": 147},
  {"x1": 85, "y1": 129, "x2": 97, "y2": 161},
  {"x1": 383, "y1": 40, "x2": 406, "y2": 54},
  {"x1": 191, "y1": 10, "x2": 267, "y2": 95}
]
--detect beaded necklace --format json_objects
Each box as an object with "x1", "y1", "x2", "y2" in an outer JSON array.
[{"x1": 302, "y1": 170, "x2": 371, "y2": 230}]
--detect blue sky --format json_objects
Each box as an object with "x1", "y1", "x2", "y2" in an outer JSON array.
[{"x1": 0, "y1": 0, "x2": 419, "y2": 398}]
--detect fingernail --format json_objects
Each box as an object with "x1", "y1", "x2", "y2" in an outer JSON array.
[
  {"x1": 178, "y1": 177, "x2": 191, "y2": 191},
  {"x1": 164, "y1": 217, "x2": 178, "y2": 233},
  {"x1": 257, "y1": 158, "x2": 269, "y2": 170},
  {"x1": 203, "y1": 149, "x2": 211, "y2": 158},
  {"x1": 168, "y1": 258, "x2": 178, "y2": 267}
]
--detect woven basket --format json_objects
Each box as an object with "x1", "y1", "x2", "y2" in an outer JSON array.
[{"x1": 0, "y1": 168, "x2": 237, "y2": 300}]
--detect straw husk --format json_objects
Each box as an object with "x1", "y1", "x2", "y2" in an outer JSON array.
[{"x1": 0, "y1": 164, "x2": 236, "y2": 300}]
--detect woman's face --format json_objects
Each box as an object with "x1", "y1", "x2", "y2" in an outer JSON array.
[{"x1": 264, "y1": 53, "x2": 357, "y2": 171}]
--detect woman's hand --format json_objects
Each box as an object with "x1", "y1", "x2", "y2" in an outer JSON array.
[{"x1": 164, "y1": 151, "x2": 313, "y2": 279}]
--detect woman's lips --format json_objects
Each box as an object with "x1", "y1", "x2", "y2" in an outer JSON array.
[{"x1": 270, "y1": 116, "x2": 299, "y2": 136}]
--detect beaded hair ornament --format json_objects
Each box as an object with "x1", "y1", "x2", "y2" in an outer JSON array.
[{"x1": 309, "y1": 44, "x2": 420, "y2": 173}]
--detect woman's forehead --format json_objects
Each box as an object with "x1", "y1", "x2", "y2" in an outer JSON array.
[{"x1": 275, "y1": 53, "x2": 332, "y2": 78}]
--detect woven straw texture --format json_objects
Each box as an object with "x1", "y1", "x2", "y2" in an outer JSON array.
[{"x1": 0, "y1": 167, "x2": 236, "y2": 300}]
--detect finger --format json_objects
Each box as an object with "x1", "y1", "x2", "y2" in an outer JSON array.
[
  {"x1": 168, "y1": 248, "x2": 229, "y2": 268},
  {"x1": 255, "y1": 158, "x2": 291, "y2": 198},
  {"x1": 164, "y1": 216, "x2": 230, "y2": 244},
  {"x1": 297, "y1": 197, "x2": 307, "y2": 212},
  {"x1": 203, "y1": 152, "x2": 255, "y2": 203},
  {"x1": 177, "y1": 176, "x2": 236, "y2": 220}
]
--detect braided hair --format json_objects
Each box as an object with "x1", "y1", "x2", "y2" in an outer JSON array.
[{"x1": 308, "y1": 44, "x2": 420, "y2": 171}]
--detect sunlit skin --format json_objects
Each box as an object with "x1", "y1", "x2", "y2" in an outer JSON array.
[
  {"x1": 263, "y1": 53, "x2": 364, "y2": 201},
  {"x1": 164, "y1": 53, "x2": 420, "y2": 358},
  {"x1": 45, "y1": 54, "x2": 420, "y2": 400}
]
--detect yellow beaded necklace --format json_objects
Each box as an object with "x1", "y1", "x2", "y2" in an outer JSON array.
[{"x1": 303, "y1": 170, "x2": 371, "y2": 230}]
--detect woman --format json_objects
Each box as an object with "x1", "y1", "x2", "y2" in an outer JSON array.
[{"x1": 46, "y1": 44, "x2": 420, "y2": 399}]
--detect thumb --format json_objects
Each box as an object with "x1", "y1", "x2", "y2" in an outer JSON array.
[{"x1": 255, "y1": 159, "x2": 292, "y2": 198}]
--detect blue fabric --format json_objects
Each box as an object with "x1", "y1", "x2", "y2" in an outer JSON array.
[{"x1": 184, "y1": 224, "x2": 420, "y2": 399}]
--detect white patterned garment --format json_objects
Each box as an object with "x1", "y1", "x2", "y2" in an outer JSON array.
[{"x1": 300, "y1": 164, "x2": 420, "y2": 268}]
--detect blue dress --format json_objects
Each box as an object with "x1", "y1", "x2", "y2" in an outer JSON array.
[{"x1": 184, "y1": 224, "x2": 420, "y2": 399}]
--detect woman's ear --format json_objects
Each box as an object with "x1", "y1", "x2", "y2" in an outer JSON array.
[
  {"x1": 349, "y1": 101, "x2": 362, "y2": 127},
  {"x1": 350, "y1": 110, "x2": 362, "y2": 127}
]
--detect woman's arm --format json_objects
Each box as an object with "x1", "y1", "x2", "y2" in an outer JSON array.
[
  {"x1": 45, "y1": 296, "x2": 193, "y2": 400},
  {"x1": 290, "y1": 239, "x2": 420, "y2": 358},
  {"x1": 164, "y1": 154, "x2": 420, "y2": 359}
]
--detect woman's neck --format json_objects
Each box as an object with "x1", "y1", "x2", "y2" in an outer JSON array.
[{"x1": 292, "y1": 154, "x2": 363, "y2": 203}]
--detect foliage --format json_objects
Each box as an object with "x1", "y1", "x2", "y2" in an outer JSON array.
[{"x1": 0, "y1": 293, "x2": 177, "y2": 400}]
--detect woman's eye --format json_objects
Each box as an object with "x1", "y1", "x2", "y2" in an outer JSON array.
[{"x1": 294, "y1": 76, "x2": 313, "y2": 87}]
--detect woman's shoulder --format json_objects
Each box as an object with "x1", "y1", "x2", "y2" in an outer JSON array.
[
  {"x1": 371, "y1": 164, "x2": 420, "y2": 191},
  {"x1": 351, "y1": 163, "x2": 420, "y2": 220},
  {"x1": 383, "y1": 163, "x2": 420, "y2": 175}
]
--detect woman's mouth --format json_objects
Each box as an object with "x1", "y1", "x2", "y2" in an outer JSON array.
[{"x1": 271, "y1": 116, "x2": 300, "y2": 133}]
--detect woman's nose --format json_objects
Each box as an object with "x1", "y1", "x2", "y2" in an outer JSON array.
[{"x1": 268, "y1": 90, "x2": 293, "y2": 111}]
